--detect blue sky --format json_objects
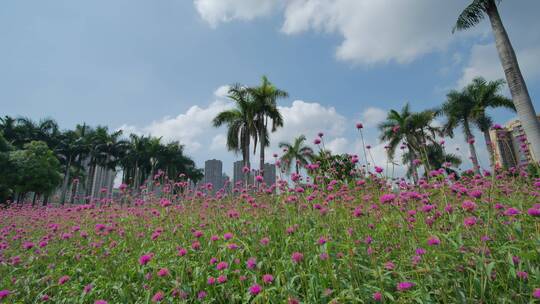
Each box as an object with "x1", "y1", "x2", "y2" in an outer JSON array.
[{"x1": 1, "y1": 0, "x2": 540, "y2": 176}]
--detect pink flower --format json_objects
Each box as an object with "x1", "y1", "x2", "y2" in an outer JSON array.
[
  {"x1": 262, "y1": 274, "x2": 274, "y2": 284},
  {"x1": 157, "y1": 268, "x2": 170, "y2": 277},
  {"x1": 246, "y1": 257, "x2": 257, "y2": 269},
  {"x1": 461, "y1": 200, "x2": 477, "y2": 212},
  {"x1": 84, "y1": 284, "x2": 93, "y2": 293},
  {"x1": 216, "y1": 261, "x2": 228, "y2": 271},
  {"x1": 255, "y1": 175, "x2": 264, "y2": 182},
  {"x1": 380, "y1": 193, "x2": 396, "y2": 204},
  {"x1": 427, "y1": 236, "x2": 440, "y2": 246},
  {"x1": 516, "y1": 271, "x2": 528, "y2": 280},
  {"x1": 95, "y1": 301, "x2": 108, "y2": 304},
  {"x1": 207, "y1": 277, "x2": 216, "y2": 285},
  {"x1": 356, "y1": 123, "x2": 363, "y2": 129},
  {"x1": 151, "y1": 291, "x2": 164, "y2": 302},
  {"x1": 373, "y1": 292, "x2": 382, "y2": 301},
  {"x1": 374, "y1": 166, "x2": 383, "y2": 173},
  {"x1": 397, "y1": 281, "x2": 415, "y2": 291},
  {"x1": 177, "y1": 248, "x2": 187, "y2": 256},
  {"x1": 23, "y1": 241, "x2": 34, "y2": 250},
  {"x1": 314, "y1": 138, "x2": 321, "y2": 145},
  {"x1": 533, "y1": 288, "x2": 540, "y2": 299},
  {"x1": 0, "y1": 290, "x2": 10, "y2": 299},
  {"x1": 528, "y1": 208, "x2": 540, "y2": 216},
  {"x1": 223, "y1": 232, "x2": 233, "y2": 240},
  {"x1": 260, "y1": 237, "x2": 270, "y2": 245},
  {"x1": 139, "y1": 254, "x2": 152, "y2": 265},
  {"x1": 217, "y1": 275, "x2": 227, "y2": 284},
  {"x1": 291, "y1": 252, "x2": 304, "y2": 263},
  {"x1": 58, "y1": 275, "x2": 70, "y2": 285},
  {"x1": 503, "y1": 207, "x2": 520, "y2": 216},
  {"x1": 249, "y1": 284, "x2": 262, "y2": 295},
  {"x1": 463, "y1": 216, "x2": 477, "y2": 227}
]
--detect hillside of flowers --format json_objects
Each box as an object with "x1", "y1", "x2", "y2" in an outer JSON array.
[{"x1": 1, "y1": 168, "x2": 539, "y2": 303}]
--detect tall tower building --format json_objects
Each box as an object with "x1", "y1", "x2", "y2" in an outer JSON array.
[
  {"x1": 263, "y1": 163, "x2": 276, "y2": 186},
  {"x1": 204, "y1": 159, "x2": 223, "y2": 191},
  {"x1": 489, "y1": 115, "x2": 540, "y2": 168}
]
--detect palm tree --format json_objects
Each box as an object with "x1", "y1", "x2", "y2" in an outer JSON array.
[
  {"x1": 56, "y1": 130, "x2": 85, "y2": 204},
  {"x1": 248, "y1": 76, "x2": 287, "y2": 176},
  {"x1": 278, "y1": 135, "x2": 313, "y2": 175},
  {"x1": 378, "y1": 104, "x2": 422, "y2": 182},
  {"x1": 213, "y1": 84, "x2": 257, "y2": 169},
  {"x1": 440, "y1": 90, "x2": 482, "y2": 174},
  {"x1": 403, "y1": 143, "x2": 462, "y2": 178},
  {"x1": 466, "y1": 77, "x2": 515, "y2": 167},
  {"x1": 454, "y1": 0, "x2": 540, "y2": 161}
]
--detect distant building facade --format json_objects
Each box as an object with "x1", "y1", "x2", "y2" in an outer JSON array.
[
  {"x1": 204, "y1": 159, "x2": 223, "y2": 191},
  {"x1": 490, "y1": 115, "x2": 540, "y2": 168},
  {"x1": 262, "y1": 163, "x2": 276, "y2": 186}
]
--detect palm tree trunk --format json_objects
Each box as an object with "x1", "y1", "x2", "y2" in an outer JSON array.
[
  {"x1": 486, "y1": 1, "x2": 540, "y2": 161},
  {"x1": 295, "y1": 162, "x2": 299, "y2": 176},
  {"x1": 483, "y1": 130, "x2": 495, "y2": 169},
  {"x1": 259, "y1": 137, "x2": 265, "y2": 177},
  {"x1": 60, "y1": 156, "x2": 72, "y2": 205},
  {"x1": 463, "y1": 120, "x2": 481, "y2": 174}
]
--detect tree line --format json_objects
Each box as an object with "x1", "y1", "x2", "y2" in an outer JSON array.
[{"x1": 0, "y1": 118, "x2": 202, "y2": 205}]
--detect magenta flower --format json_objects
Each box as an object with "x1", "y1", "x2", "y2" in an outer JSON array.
[
  {"x1": 291, "y1": 252, "x2": 304, "y2": 263},
  {"x1": 373, "y1": 292, "x2": 382, "y2": 301},
  {"x1": 223, "y1": 232, "x2": 233, "y2": 240},
  {"x1": 216, "y1": 261, "x2": 228, "y2": 271},
  {"x1": 157, "y1": 268, "x2": 170, "y2": 277},
  {"x1": 427, "y1": 236, "x2": 440, "y2": 246},
  {"x1": 139, "y1": 254, "x2": 152, "y2": 265},
  {"x1": 533, "y1": 288, "x2": 540, "y2": 299},
  {"x1": 207, "y1": 277, "x2": 216, "y2": 285},
  {"x1": 95, "y1": 301, "x2": 108, "y2": 304},
  {"x1": 396, "y1": 281, "x2": 415, "y2": 291},
  {"x1": 151, "y1": 291, "x2": 164, "y2": 302},
  {"x1": 380, "y1": 193, "x2": 396, "y2": 204},
  {"x1": 461, "y1": 200, "x2": 477, "y2": 212},
  {"x1": 463, "y1": 216, "x2": 477, "y2": 227},
  {"x1": 217, "y1": 275, "x2": 227, "y2": 284},
  {"x1": 356, "y1": 123, "x2": 363, "y2": 129},
  {"x1": 262, "y1": 274, "x2": 274, "y2": 284},
  {"x1": 247, "y1": 257, "x2": 257, "y2": 269},
  {"x1": 58, "y1": 275, "x2": 70, "y2": 285},
  {"x1": 0, "y1": 290, "x2": 10, "y2": 299},
  {"x1": 249, "y1": 284, "x2": 262, "y2": 296}
]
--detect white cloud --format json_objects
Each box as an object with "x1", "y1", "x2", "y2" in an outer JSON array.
[
  {"x1": 194, "y1": 0, "x2": 280, "y2": 27},
  {"x1": 326, "y1": 137, "x2": 349, "y2": 154},
  {"x1": 360, "y1": 107, "x2": 386, "y2": 128},
  {"x1": 271, "y1": 100, "x2": 346, "y2": 147},
  {"x1": 210, "y1": 134, "x2": 227, "y2": 151},
  {"x1": 214, "y1": 85, "x2": 230, "y2": 99},
  {"x1": 458, "y1": 43, "x2": 540, "y2": 88},
  {"x1": 119, "y1": 100, "x2": 233, "y2": 155},
  {"x1": 281, "y1": 0, "x2": 476, "y2": 65},
  {"x1": 194, "y1": 0, "x2": 482, "y2": 65}
]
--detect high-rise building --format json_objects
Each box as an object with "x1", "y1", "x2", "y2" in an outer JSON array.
[
  {"x1": 490, "y1": 115, "x2": 540, "y2": 168},
  {"x1": 204, "y1": 159, "x2": 223, "y2": 191},
  {"x1": 233, "y1": 160, "x2": 254, "y2": 187},
  {"x1": 262, "y1": 163, "x2": 276, "y2": 186}
]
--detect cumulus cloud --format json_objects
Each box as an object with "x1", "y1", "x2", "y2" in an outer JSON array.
[
  {"x1": 360, "y1": 107, "x2": 387, "y2": 128},
  {"x1": 458, "y1": 43, "x2": 540, "y2": 88},
  {"x1": 194, "y1": 0, "x2": 280, "y2": 27},
  {"x1": 194, "y1": 0, "x2": 482, "y2": 64},
  {"x1": 270, "y1": 100, "x2": 347, "y2": 149}
]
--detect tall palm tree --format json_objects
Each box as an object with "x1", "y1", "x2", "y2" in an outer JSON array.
[
  {"x1": 378, "y1": 104, "x2": 421, "y2": 182},
  {"x1": 213, "y1": 84, "x2": 257, "y2": 169},
  {"x1": 454, "y1": 0, "x2": 540, "y2": 161},
  {"x1": 278, "y1": 135, "x2": 313, "y2": 175},
  {"x1": 56, "y1": 130, "x2": 85, "y2": 204},
  {"x1": 402, "y1": 143, "x2": 462, "y2": 178},
  {"x1": 440, "y1": 90, "x2": 482, "y2": 174},
  {"x1": 248, "y1": 76, "x2": 287, "y2": 176},
  {"x1": 466, "y1": 77, "x2": 515, "y2": 167}
]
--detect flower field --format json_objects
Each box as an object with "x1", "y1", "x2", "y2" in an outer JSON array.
[{"x1": 1, "y1": 173, "x2": 540, "y2": 303}]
